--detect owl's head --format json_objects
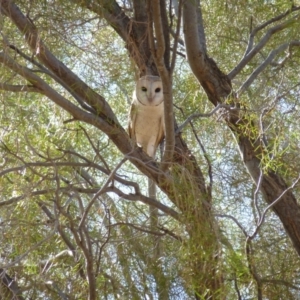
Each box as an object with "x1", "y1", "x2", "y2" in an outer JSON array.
[{"x1": 134, "y1": 75, "x2": 164, "y2": 106}]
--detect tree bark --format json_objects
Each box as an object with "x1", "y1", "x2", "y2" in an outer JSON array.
[{"x1": 183, "y1": 0, "x2": 300, "y2": 255}]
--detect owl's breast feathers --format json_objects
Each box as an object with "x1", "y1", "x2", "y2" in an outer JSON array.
[
  {"x1": 129, "y1": 102, "x2": 164, "y2": 157},
  {"x1": 129, "y1": 76, "x2": 165, "y2": 157}
]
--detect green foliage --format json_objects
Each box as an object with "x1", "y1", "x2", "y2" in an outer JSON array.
[{"x1": 0, "y1": 0, "x2": 300, "y2": 299}]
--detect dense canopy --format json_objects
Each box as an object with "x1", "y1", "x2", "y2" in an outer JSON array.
[{"x1": 0, "y1": 0, "x2": 300, "y2": 299}]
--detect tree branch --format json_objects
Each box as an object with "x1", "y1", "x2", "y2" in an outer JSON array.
[
  {"x1": 2, "y1": 230, "x2": 56, "y2": 269},
  {"x1": 229, "y1": 14, "x2": 300, "y2": 79},
  {"x1": 0, "y1": 83, "x2": 42, "y2": 93},
  {"x1": 0, "y1": 51, "x2": 114, "y2": 133},
  {"x1": 149, "y1": 0, "x2": 175, "y2": 169},
  {"x1": 249, "y1": 173, "x2": 300, "y2": 240},
  {"x1": 237, "y1": 40, "x2": 300, "y2": 96},
  {"x1": 196, "y1": 0, "x2": 207, "y2": 54},
  {"x1": 7, "y1": 44, "x2": 96, "y2": 114},
  {"x1": 244, "y1": 6, "x2": 300, "y2": 56},
  {"x1": 170, "y1": 0, "x2": 182, "y2": 73},
  {"x1": 1, "y1": 0, "x2": 117, "y2": 123},
  {"x1": 0, "y1": 269, "x2": 25, "y2": 300},
  {"x1": 78, "y1": 157, "x2": 128, "y2": 230},
  {"x1": 183, "y1": 0, "x2": 232, "y2": 105},
  {"x1": 104, "y1": 186, "x2": 180, "y2": 221},
  {"x1": 176, "y1": 103, "x2": 234, "y2": 133}
]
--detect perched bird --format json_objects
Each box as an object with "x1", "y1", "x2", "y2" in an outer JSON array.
[
  {"x1": 129, "y1": 75, "x2": 164, "y2": 258},
  {"x1": 128, "y1": 75, "x2": 165, "y2": 157}
]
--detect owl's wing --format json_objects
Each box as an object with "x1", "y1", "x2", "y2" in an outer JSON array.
[
  {"x1": 128, "y1": 103, "x2": 137, "y2": 139},
  {"x1": 154, "y1": 116, "x2": 165, "y2": 150}
]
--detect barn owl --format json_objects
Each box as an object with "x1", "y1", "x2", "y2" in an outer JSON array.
[
  {"x1": 129, "y1": 75, "x2": 165, "y2": 158},
  {"x1": 129, "y1": 76, "x2": 163, "y2": 254}
]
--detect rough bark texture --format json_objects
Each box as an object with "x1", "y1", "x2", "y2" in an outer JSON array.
[
  {"x1": 94, "y1": 0, "x2": 223, "y2": 297},
  {"x1": 1, "y1": 0, "x2": 219, "y2": 278},
  {"x1": 183, "y1": 0, "x2": 300, "y2": 256},
  {"x1": 3, "y1": 0, "x2": 300, "y2": 298}
]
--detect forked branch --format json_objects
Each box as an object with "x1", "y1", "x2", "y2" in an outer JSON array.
[{"x1": 229, "y1": 12, "x2": 300, "y2": 79}]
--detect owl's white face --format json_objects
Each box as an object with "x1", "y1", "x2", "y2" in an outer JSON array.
[{"x1": 134, "y1": 76, "x2": 164, "y2": 106}]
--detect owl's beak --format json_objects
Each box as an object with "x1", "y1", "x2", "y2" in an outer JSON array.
[{"x1": 147, "y1": 92, "x2": 154, "y2": 102}]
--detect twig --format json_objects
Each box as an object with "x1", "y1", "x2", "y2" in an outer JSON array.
[
  {"x1": 253, "y1": 171, "x2": 264, "y2": 222},
  {"x1": 170, "y1": 0, "x2": 182, "y2": 74},
  {"x1": 1, "y1": 229, "x2": 57, "y2": 269},
  {"x1": 237, "y1": 41, "x2": 300, "y2": 96},
  {"x1": 104, "y1": 185, "x2": 180, "y2": 221},
  {"x1": 78, "y1": 157, "x2": 127, "y2": 229},
  {"x1": 215, "y1": 214, "x2": 248, "y2": 237},
  {"x1": 229, "y1": 14, "x2": 300, "y2": 79},
  {"x1": 249, "y1": 173, "x2": 300, "y2": 239},
  {"x1": 176, "y1": 103, "x2": 233, "y2": 133}
]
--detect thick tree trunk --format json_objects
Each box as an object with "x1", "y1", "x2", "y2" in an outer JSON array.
[
  {"x1": 92, "y1": 1, "x2": 224, "y2": 297},
  {"x1": 183, "y1": 0, "x2": 300, "y2": 256}
]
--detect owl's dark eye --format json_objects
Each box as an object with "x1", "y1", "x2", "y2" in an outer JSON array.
[
  {"x1": 155, "y1": 88, "x2": 161, "y2": 93},
  {"x1": 141, "y1": 87, "x2": 147, "y2": 92}
]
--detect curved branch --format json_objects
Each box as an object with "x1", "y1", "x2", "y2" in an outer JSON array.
[
  {"x1": 7, "y1": 44, "x2": 96, "y2": 114},
  {"x1": 183, "y1": 0, "x2": 232, "y2": 105},
  {"x1": 0, "y1": 51, "x2": 114, "y2": 134},
  {"x1": 105, "y1": 186, "x2": 180, "y2": 221},
  {"x1": 0, "y1": 159, "x2": 140, "y2": 195},
  {"x1": 1, "y1": 0, "x2": 117, "y2": 123},
  {"x1": 215, "y1": 214, "x2": 248, "y2": 237},
  {"x1": 237, "y1": 40, "x2": 300, "y2": 96},
  {"x1": 229, "y1": 14, "x2": 300, "y2": 79},
  {"x1": 244, "y1": 6, "x2": 300, "y2": 56},
  {"x1": 249, "y1": 173, "x2": 300, "y2": 240},
  {"x1": 78, "y1": 157, "x2": 127, "y2": 229},
  {"x1": 176, "y1": 103, "x2": 233, "y2": 133}
]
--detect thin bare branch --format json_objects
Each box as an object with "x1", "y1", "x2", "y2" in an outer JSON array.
[
  {"x1": 215, "y1": 214, "x2": 248, "y2": 237},
  {"x1": 250, "y1": 173, "x2": 300, "y2": 240},
  {"x1": 245, "y1": 238, "x2": 263, "y2": 300},
  {"x1": 237, "y1": 40, "x2": 300, "y2": 96},
  {"x1": 176, "y1": 103, "x2": 233, "y2": 133},
  {"x1": 245, "y1": 6, "x2": 300, "y2": 56},
  {"x1": 253, "y1": 171, "x2": 264, "y2": 222},
  {"x1": 1, "y1": 229, "x2": 56, "y2": 269},
  {"x1": 78, "y1": 157, "x2": 127, "y2": 229},
  {"x1": 0, "y1": 159, "x2": 136, "y2": 191},
  {"x1": 0, "y1": 51, "x2": 112, "y2": 131},
  {"x1": 170, "y1": 0, "x2": 182, "y2": 73},
  {"x1": 229, "y1": 14, "x2": 300, "y2": 79},
  {"x1": 110, "y1": 222, "x2": 165, "y2": 236},
  {"x1": 5, "y1": 44, "x2": 95, "y2": 113},
  {"x1": 105, "y1": 186, "x2": 180, "y2": 221}
]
